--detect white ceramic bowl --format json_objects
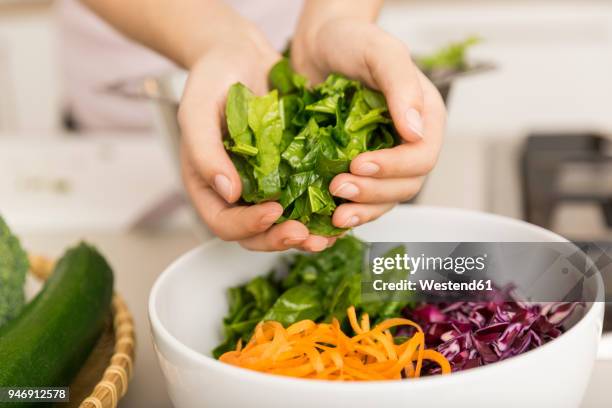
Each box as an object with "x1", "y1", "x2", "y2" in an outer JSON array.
[{"x1": 149, "y1": 206, "x2": 604, "y2": 408}]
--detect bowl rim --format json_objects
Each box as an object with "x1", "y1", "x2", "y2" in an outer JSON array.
[{"x1": 149, "y1": 205, "x2": 605, "y2": 389}]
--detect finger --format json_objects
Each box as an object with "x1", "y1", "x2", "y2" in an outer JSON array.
[
  {"x1": 332, "y1": 202, "x2": 396, "y2": 229},
  {"x1": 178, "y1": 72, "x2": 241, "y2": 203},
  {"x1": 182, "y1": 155, "x2": 284, "y2": 240},
  {"x1": 314, "y1": 22, "x2": 424, "y2": 142},
  {"x1": 362, "y1": 29, "x2": 425, "y2": 142},
  {"x1": 351, "y1": 75, "x2": 446, "y2": 179},
  {"x1": 301, "y1": 235, "x2": 336, "y2": 252},
  {"x1": 330, "y1": 173, "x2": 423, "y2": 204},
  {"x1": 350, "y1": 142, "x2": 437, "y2": 178},
  {"x1": 239, "y1": 220, "x2": 310, "y2": 251}
]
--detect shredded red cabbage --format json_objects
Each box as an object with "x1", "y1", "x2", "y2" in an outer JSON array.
[{"x1": 400, "y1": 298, "x2": 582, "y2": 374}]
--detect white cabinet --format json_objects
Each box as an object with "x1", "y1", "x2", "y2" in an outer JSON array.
[
  {"x1": 380, "y1": 1, "x2": 612, "y2": 138},
  {"x1": 0, "y1": 2, "x2": 60, "y2": 133}
]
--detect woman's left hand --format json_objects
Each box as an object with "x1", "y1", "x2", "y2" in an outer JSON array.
[{"x1": 291, "y1": 14, "x2": 446, "y2": 230}]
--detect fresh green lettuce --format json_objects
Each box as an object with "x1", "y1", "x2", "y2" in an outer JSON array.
[{"x1": 224, "y1": 59, "x2": 399, "y2": 236}]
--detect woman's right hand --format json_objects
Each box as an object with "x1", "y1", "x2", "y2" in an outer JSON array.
[{"x1": 178, "y1": 28, "x2": 336, "y2": 252}]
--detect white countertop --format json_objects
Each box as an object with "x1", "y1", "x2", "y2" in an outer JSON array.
[{"x1": 0, "y1": 133, "x2": 182, "y2": 232}]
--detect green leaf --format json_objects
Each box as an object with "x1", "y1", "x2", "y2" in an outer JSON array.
[
  {"x1": 279, "y1": 171, "x2": 318, "y2": 209},
  {"x1": 307, "y1": 185, "x2": 335, "y2": 216},
  {"x1": 269, "y1": 58, "x2": 308, "y2": 95},
  {"x1": 224, "y1": 57, "x2": 401, "y2": 236},
  {"x1": 225, "y1": 83, "x2": 254, "y2": 149},
  {"x1": 305, "y1": 95, "x2": 340, "y2": 115},
  {"x1": 281, "y1": 136, "x2": 306, "y2": 170},
  {"x1": 245, "y1": 276, "x2": 279, "y2": 311},
  {"x1": 263, "y1": 285, "x2": 324, "y2": 326},
  {"x1": 316, "y1": 74, "x2": 358, "y2": 96},
  {"x1": 326, "y1": 274, "x2": 361, "y2": 321},
  {"x1": 306, "y1": 214, "x2": 346, "y2": 237},
  {"x1": 249, "y1": 90, "x2": 284, "y2": 199},
  {"x1": 230, "y1": 143, "x2": 258, "y2": 156},
  {"x1": 231, "y1": 155, "x2": 259, "y2": 203},
  {"x1": 362, "y1": 88, "x2": 387, "y2": 110}
]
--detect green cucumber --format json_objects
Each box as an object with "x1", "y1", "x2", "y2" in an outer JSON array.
[{"x1": 0, "y1": 242, "x2": 113, "y2": 406}]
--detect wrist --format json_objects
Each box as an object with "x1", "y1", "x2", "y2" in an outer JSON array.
[
  {"x1": 175, "y1": 0, "x2": 276, "y2": 69},
  {"x1": 183, "y1": 22, "x2": 277, "y2": 69},
  {"x1": 292, "y1": 0, "x2": 382, "y2": 73}
]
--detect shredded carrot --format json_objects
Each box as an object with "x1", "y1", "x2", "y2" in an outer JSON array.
[{"x1": 219, "y1": 306, "x2": 451, "y2": 381}]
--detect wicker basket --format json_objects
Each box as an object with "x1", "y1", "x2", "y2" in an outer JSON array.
[{"x1": 28, "y1": 255, "x2": 136, "y2": 408}]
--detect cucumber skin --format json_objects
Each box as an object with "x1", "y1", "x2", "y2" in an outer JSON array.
[{"x1": 0, "y1": 242, "x2": 113, "y2": 407}]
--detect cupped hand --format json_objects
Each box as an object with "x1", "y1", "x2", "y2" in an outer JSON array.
[
  {"x1": 291, "y1": 18, "x2": 446, "y2": 229},
  {"x1": 179, "y1": 31, "x2": 336, "y2": 252}
]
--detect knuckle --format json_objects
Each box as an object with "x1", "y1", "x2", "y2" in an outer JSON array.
[
  {"x1": 209, "y1": 224, "x2": 229, "y2": 241},
  {"x1": 209, "y1": 215, "x2": 232, "y2": 241},
  {"x1": 245, "y1": 220, "x2": 263, "y2": 235},
  {"x1": 402, "y1": 182, "x2": 421, "y2": 201},
  {"x1": 421, "y1": 158, "x2": 436, "y2": 174}
]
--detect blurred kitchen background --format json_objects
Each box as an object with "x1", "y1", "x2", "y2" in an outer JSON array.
[
  {"x1": 1, "y1": 0, "x2": 611, "y2": 406},
  {"x1": 1, "y1": 0, "x2": 611, "y2": 238}
]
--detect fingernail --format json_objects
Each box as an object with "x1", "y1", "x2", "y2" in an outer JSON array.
[
  {"x1": 214, "y1": 174, "x2": 233, "y2": 202},
  {"x1": 283, "y1": 236, "x2": 307, "y2": 246},
  {"x1": 356, "y1": 162, "x2": 380, "y2": 176},
  {"x1": 342, "y1": 216, "x2": 360, "y2": 228},
  {"x1": 260, "y1": 212, "x2": 281, "y2": 226},
  {"x1": 332, "y1": 183, "x2": 359, "y2": 199},
  {"x1": 406, "y1": 108, "x2": 424, "y2": 139}
]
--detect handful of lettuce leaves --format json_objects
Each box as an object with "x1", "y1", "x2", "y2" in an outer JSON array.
[
  {"x1": 213, "y1": 236, "x2": 408, "y2": 358},
  {"x1": 223, "y1": 59, "x2": 400, "y2": 236}
]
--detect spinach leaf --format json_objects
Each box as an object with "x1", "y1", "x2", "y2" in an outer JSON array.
[
  {"x1": 223, "y1": 58, "x2": 400, "y2": 236},
  {"x1": 231, "y1": 155, "x2": 258, "y2": 203},
  {"x1": 225, "y1": 83, "x2": 256, "y2": 156},
  {"x1": 279, "y1": 171, "x2": 318, "y2": 208},
  {"x1": 248, "y1": 90, "x2": 283, "y2": 200},
  {"x1": 327, "y1": 273, "x2": 361, "y2": 322},
  {"x1": 263, "y1": 285, "x2": 324, "y2": 326},
  {"x1": 245, "y1": 276, "x2": 279, "y2": 311},
  {"x1": 269, "y1": 58, "x2": 308, "y2": 95}
]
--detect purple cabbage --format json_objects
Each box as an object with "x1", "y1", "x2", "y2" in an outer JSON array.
[{"x1": 400, "y1": 297, "x2": 582, "y2": 374}]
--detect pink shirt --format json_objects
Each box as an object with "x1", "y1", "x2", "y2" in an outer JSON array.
[{"x1": 57, "y1": 0, "x2": 303, "y2": 130}]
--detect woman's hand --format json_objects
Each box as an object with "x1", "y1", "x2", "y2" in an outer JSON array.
[
  {"x1": 179, "y1": 28, "x2": 337, "y2": 252},
  {"x1": 291, "y1": 6, "x2": 446, "y2": 229}
]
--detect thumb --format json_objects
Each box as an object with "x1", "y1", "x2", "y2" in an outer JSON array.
[{"x1": 178, "y1": 78, "x2": 242, "y2": 203}]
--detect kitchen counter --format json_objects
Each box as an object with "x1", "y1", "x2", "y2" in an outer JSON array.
[
  {"x1": 22, "y1": 229, "x2": 199, "y2": 407},
  {"x1": 18, "y1": 229, "x2": 612, "y2": 408}
]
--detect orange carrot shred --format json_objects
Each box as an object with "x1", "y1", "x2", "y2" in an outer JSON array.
[{"x1": 219, "y1": 306, "x2": 451, "y2": 381}]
